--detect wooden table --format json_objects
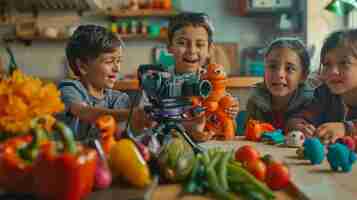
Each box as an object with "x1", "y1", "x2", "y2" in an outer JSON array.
[{"x1": 85, "y1": 138, "x2": 357, "y2": 200}]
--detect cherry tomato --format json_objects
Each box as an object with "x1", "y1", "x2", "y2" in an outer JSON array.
[
  {"x1": 245, "y1": 159, "x2": 267, "y2": 182},
  {"x1": 266, "y1": 161, "x2": 290, "y2": 190},
  {"x1": 235, "y1": 145, "x2": 260, "y2": 164}
]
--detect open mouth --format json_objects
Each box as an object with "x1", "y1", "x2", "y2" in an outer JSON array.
[
  {"x1": 183, "y1": 58, "x2": 199, "y2": 64},
  {"x1": 107, "y1": 75, "x2": 117, "y2": 81},
  {"x1": 271, "y1": 83, "x2": 287, "y2": 87},
  {"x1": 329, "y1": 79, "x2": 343, "y2": 84}
]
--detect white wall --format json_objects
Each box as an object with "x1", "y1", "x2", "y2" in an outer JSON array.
[{"x1": 306, "y1": 0, "x2": 345, "y2": 72}]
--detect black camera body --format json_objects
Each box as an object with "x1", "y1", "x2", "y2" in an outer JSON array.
[{"x1": 138, "y1": 64, "x2": 211, "y2": 121}]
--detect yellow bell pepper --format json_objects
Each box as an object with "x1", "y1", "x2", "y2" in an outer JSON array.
[{"x1": 109, "y1": 139, "x2": 151, "y2": 187}]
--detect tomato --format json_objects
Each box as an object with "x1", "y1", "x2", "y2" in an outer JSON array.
[
  {"x1": 245, "y1": 159, "x2": 267, "y2": 182},
  {"x1": 266, "y1": 161, "x2": 290, "y2": 190},
  {"x1": 235, "y1": 145, "x2": 260, "y2": 164}
]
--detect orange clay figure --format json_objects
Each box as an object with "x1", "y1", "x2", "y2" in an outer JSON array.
[
  {"x1": 200, "y1": 63, "x2": 238, "y2": 140},
  {"x1": 245, "y1": 119, "x2": 275, "y2": 141},
  {"x1": 95, "y1": 115, "x2": 117, "y2": 156}
]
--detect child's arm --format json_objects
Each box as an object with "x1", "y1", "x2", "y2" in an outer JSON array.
[
  {"x1": 130, "y1": 106, "x2": 156, "y2": 134},
  {"x1": 183, "y1": 114, "x2": 214, "y2": 142},
  {"x1": 315, "y1": 120, "x2": 357, "y2": 144},
  {"x1": 69, "y1": 102, "x2": 129, "y2": 123},
  {"x1": 286, "y1": 85, "x2": 328, "y2": 136},
  {"x1": 59, "y1": 80, "x2": 130, "y2": 123},
  {"x1": 315, "y1": 122, "x2": 345, "y2": 144}
]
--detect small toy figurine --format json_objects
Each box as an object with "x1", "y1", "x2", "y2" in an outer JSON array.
[
  {"x1": 327, "y1": 143, "x2": 357, "y2": 172},
  {"x1": 198, "y1": 63, "x2": 238, "y2": 140},
  {"x1": 244, "y1": 119, "x2": 275, "y2": 141},
  {"x1": 261, "y1": 129, "x2": 285, "y2": 144},
  {"x1": 303, "y1": 137, "x2": 325, "y2": 165},
  {"x1": 285, "y1": 130, "x2": 305, "y2": 147}
]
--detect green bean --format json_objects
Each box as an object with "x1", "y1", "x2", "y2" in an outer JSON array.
[
  {"x1": 184, "y1": 155, "x2": 200, "y2": 193},
  {"x1": 227, "y1": 162, "x2": 275, "y2": 200},
  {"x1": 218, "y1": 151, "x2": 232, "y2": 191}
]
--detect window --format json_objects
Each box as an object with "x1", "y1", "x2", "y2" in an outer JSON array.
[{"x1": 348, "y1": 9, "x2": 357, "y2": 28}]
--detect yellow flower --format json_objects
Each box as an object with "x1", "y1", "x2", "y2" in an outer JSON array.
[{"x1": 0, "y1": 70, "x2": 64, "y2": 134}]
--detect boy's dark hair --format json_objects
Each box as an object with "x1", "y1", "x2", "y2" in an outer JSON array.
[
  {"x1": 66, "y1": 24, "x2": 123, "y2": 77},
  {"x1": 265, "y1": 37, "x2": 310, "y2": 74},
  {"x1": 168, "y1": 12, "x2": 214, "y2": 44}
]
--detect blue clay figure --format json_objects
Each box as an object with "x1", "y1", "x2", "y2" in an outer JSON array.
[
  {"x1": 327, "y1": 143, "x2": 357, "y2": 172},
  {"x1": 303, "y1": 138, "x2": 325, "y2": 165},
  {"x1": 261, "y1": 129, "x2": 285, "y2": 144}
]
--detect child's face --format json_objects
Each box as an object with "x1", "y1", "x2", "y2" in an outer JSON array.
[
  {"x1": 321, "y1": 47, "x2": 357, "y2": 95},
  {"x1": 168, "y1": 25, "x2": 211, "y2": 74},
  {"x1": 264, "y1": 47, "x2": 306, "y2": 98},
  {"x1": 80, "y1": 47, "x2": 123, "y2": 90}
]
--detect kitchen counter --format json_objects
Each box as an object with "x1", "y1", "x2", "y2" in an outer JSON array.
[
  {"x1": 85, "y1": 138, "x2": 357, "y2": 200},
  {"x1": 114, "y1": 76, "x2": 263, "y2": 91}
]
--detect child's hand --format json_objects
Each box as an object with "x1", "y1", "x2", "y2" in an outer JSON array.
[
  {"x1": 190, "y1": 130, "x2": 214, "y2": 142},
  {"x1": 287, "y1": 118, "x2": 315, "y2": 137},
  {"x1": 315, "y1": 122, "x2": 345, "y2": 144},
  {"x1": 300, "y1": 123, "x2": 316, "y2": 137},
  {"x1": 131, "y1": 108, "x2": 156, "y2": 132}
]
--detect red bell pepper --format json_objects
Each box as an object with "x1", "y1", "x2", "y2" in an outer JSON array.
[
  {"x1": 33, "y1": 121, "x2": 98, "y2": 200},
  {"x1": 0, "y1": 127, "x2": 47, "y2": 193}
]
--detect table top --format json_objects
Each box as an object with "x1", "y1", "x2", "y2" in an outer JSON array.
[
  {"x1": 86, "y1": 138, "x2": 357, "y2": 200},
  {"x1": 202, "y1": 139, "x2": 357, "y2": 200}
]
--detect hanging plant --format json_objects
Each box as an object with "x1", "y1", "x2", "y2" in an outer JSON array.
[{"x1": 325, "y1": 0, "x2": 357, "y2": 16}]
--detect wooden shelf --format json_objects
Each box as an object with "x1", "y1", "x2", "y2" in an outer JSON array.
[
  {"x1": 120, "y1": 33, "x2": 167, "y2": 41},
  {"x1": 104, "y1": 9, "x2": 178, "y2": 18},
  {"x1": 4, "y1": 33, "x2": 167, "y2": 43},
  {"x1": 114, "y1": 76, "x2": 263, "y2": 91}
]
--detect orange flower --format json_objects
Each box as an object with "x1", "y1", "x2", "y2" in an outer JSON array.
[{"x1": 0, "y1": 70, "x2": 64, "y2": 134}]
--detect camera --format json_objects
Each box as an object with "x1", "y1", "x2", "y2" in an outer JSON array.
[{"x1": 138, "y1": 64, "x2": 211, "y2": 121}]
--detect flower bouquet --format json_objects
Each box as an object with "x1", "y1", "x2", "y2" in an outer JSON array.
[{"x1": 0, "y1": 69, "x2": 64, "y2": 140}]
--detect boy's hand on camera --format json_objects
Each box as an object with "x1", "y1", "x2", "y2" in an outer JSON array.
[{"x1": 316, "y1": 122, "x2": 345, "y2": 144}]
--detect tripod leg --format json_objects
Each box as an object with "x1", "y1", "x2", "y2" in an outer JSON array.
[{"x1": 174, "y1": 124, "x2": 206, "y2": 153}]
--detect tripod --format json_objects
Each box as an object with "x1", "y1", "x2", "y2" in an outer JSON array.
[{"x1": 145, "y1": 98, "x2": 205, "y2": 153}]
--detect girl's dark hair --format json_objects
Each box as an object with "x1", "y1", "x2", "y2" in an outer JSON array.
[
  {"x1": 168, "y1": 12, "x2": 214, "y2": 44},
  {"x1": 265, "y1": 37, "x2": 311, "y2": 74},
  {"x1": 320, "y1": 30, "x2": 346, "y2": 67},
  {"x1": 66, "y1": 24, "x2": 124, "y2": 77}
]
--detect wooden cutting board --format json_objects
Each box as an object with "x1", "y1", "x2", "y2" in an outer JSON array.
[{"x1": 150, "y1": 183, "x2": 308, "y2": 200}]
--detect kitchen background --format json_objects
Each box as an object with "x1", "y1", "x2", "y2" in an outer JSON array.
[{"x1": 0, "y1": 0, "x2": 349, "y2": 109}]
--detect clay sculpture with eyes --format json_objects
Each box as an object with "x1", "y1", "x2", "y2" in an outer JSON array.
[
  {"x1": 285, "y1": 130, "x2": 305, "y2": 147},
  {"x1": 191, "y1": 63, "x2": 237, "y2": 140}
]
